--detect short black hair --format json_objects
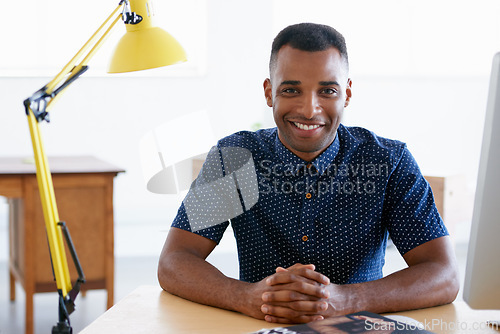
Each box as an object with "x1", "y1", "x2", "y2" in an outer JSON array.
[{"x1": 269, "y1": 23, "x2": 349, "y2": 75}]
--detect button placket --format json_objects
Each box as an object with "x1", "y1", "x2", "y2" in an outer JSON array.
[{"x1": 299, "y1": 172, "x2": 317, "y2": 250}]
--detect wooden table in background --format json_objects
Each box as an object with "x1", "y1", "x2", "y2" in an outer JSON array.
[{"x1": 0, "y1": 156, "x2": 124, "y2": 334}]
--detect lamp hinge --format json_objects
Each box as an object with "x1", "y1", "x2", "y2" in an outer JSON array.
[{"x1": 121, "y1": 0, "x2": 143, "y2": 25}]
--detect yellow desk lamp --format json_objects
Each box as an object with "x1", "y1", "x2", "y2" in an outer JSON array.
[{"x1": 23, "y1": 1, "x2": 186, "y2": 333}]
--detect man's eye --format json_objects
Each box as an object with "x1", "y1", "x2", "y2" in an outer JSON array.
[
  {"x1": 281, "y1": 88, "x2": 298, "y2": 94},
  {"x1": 321, "y1": 88, "x2": 337, "y2": 95}
]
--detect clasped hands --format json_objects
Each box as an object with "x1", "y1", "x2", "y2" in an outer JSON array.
[{"x1": 256, "y1": 263, "x2": 341, "y2": 324}]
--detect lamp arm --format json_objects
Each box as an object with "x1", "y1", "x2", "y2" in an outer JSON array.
[
  {"x1": 23, "y1": 66, "x2": 89, "y2": 123},
  {"x1": 23, "y1": 2, "x2": 132, "y2": 333},
  {"x1": 25, "y1": 3, "x2": 124, "y2": 123}
]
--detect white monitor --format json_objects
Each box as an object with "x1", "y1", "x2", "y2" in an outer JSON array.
[{"x1": 463, "y1": 52, "x2": 500, "y2": 313}]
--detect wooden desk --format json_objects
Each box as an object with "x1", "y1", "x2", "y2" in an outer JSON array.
[
  {"x1": 80, "y1": 285, "x2": 270, "y2": 334},
  {"x1": 81, "y1": 285, "x2": 500, "y2": 334},
  {"x1": 0, "y1": 156, "x2": 124, "y2": 334}
]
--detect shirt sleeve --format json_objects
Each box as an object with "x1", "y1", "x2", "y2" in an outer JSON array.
[
  {"x1": 382, "y1": 145, "x2": 448, "y2": 255},
  {"x1": 172, "y1": 146, "x2": 229, "y2": 244},
  {"x1": 171, "y1": 201, "x2": 229, "y2": 244}
]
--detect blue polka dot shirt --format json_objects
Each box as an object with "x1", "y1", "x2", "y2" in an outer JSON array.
[{"x1": 171, "y1": 124, "x2": 448, "y2": 284}]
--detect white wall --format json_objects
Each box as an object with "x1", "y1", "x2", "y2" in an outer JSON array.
[
  {"x1": 1, "y1": 0, "x2": 498, "y2": 258},
  {"x1": 0, "y1": 0, "x2": 273, "y2": 259}
]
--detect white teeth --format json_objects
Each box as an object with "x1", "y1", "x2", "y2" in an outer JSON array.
[{"x1": 293, "y1": 122, "x2": 320, "y2": 130}]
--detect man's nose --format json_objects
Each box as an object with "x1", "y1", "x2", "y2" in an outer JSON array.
[{"x1": 302, "y1": 93, "x2": 321, "y2": 119}]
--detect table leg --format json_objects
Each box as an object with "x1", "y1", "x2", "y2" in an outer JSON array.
[
  {"x1": 9, "y1": 269, "x2": 16, "y2": 301},
  {"x1": 105, "y1": 181, "x2": 115, "y2": 310},
  {"x1": 106, "y1": 280, "x2": 114, "y2": 309},
  {"x1": 25, "y1": 286, "x2": 34, "y2": 334}
]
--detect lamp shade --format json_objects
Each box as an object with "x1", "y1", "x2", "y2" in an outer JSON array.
[{"x1": 108, "y1": 0, "x2": 187, "y2": 73}]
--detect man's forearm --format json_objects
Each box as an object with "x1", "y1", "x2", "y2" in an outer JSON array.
[
  {"x1": 158, "y1": 250, "x2": 254, "y2": 315},
  {"x1": 330, "y1": 259, "x2": 460, "y2": 316}
]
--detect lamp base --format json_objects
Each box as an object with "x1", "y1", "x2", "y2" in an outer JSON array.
[{"x1": 52, "y1": 322, "x2": 72, "y2": 334}]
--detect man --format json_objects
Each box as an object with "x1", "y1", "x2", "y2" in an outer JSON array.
[{"x1": 158, "y1": 23, "x2": 459, "y2": 324}]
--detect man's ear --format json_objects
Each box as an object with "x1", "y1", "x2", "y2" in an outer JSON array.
[
  {"x1": 263, "y1": 78, "x2": 273, "y2": 107},
  {"x1": 344, "y1": 78, "x2": 353, "y2": 108}
]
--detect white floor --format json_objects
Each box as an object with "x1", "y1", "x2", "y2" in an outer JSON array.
[{"x1": 0, "y1": 224, "x2": 242, "y2": 334}]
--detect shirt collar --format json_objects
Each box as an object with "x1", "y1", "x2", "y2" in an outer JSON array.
[{"x1": 274, "y1": 128, "x2": 340, "y2": 176}]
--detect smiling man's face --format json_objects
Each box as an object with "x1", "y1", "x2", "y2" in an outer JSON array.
[{"x1": 264, "y1": 45, "x2": 352, "y2": 162}]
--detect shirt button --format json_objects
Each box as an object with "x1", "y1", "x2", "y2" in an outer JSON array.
[
  {"x1": 305, "y1": 193, "x2": 312, "y2": 199},
  {"x1": 302, "y1": 235, "x2": 309, "y2": 241}
]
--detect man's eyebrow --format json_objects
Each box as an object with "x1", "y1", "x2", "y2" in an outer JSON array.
[
  {"x1": 278, "y1": 80, "x2": 341, "y2": 86},
  {"x1": 319, "y1": 81, "x2": 340, "y2": 86},
  {"x1": 280, "y1": 80, "x2": 301, "y2": 86}
]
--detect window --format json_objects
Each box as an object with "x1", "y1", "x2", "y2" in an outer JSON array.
[
  {"x1": 271, "y1": 0, "x2": 500, "y2": 77},
  {"x1": 1, "y1": 0, "x2": 206, "y2": 77}
]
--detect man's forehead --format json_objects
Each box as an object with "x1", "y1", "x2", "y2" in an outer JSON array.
[
  {"x1": 271, "y1": 46, "x2": 347, "y2": 83},
  {"x1": 270, "y1": 45, "x2": 347, "y2": 80}
]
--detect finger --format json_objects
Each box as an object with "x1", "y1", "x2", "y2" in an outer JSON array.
[
  {"x1": 285, "y1": 263, "x2": 316, "y2": 271},
  {"x1": 267, "y1": 269, "x2": 330, "y2": 287},
  {"x1": 261, "y1": 304, "x2": 327, "y2": 323},
  {"x1": 264, "y1": 314, "x2": 324, "y2": 324},
  {"x1": 264, "y1": 283, "x2": 329, "y2": 300},
  {"x1": 263, "y1": 289, "x2": 319, "y2": 303},
  {"x1": 275, "y1": 264, "x2": 316, "y2": 274},
  {"x1": 262, "y1": 299, "x2": 329, "y2": 313},
  {"x1": 266, "y1": 277, "x2": 329, "y2": 299}
]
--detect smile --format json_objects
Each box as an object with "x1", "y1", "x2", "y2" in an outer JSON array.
[{"x1": 293, "y1": 122, "x2": 321, "y2": 131}]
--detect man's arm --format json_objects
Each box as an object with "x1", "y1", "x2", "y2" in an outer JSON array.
[
  {"x1": 158, "y1": 227, "x2": 327, "y2": 321},
  {"x1": 262, "y1": 235, "x2": 460, "y2": 323}
]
